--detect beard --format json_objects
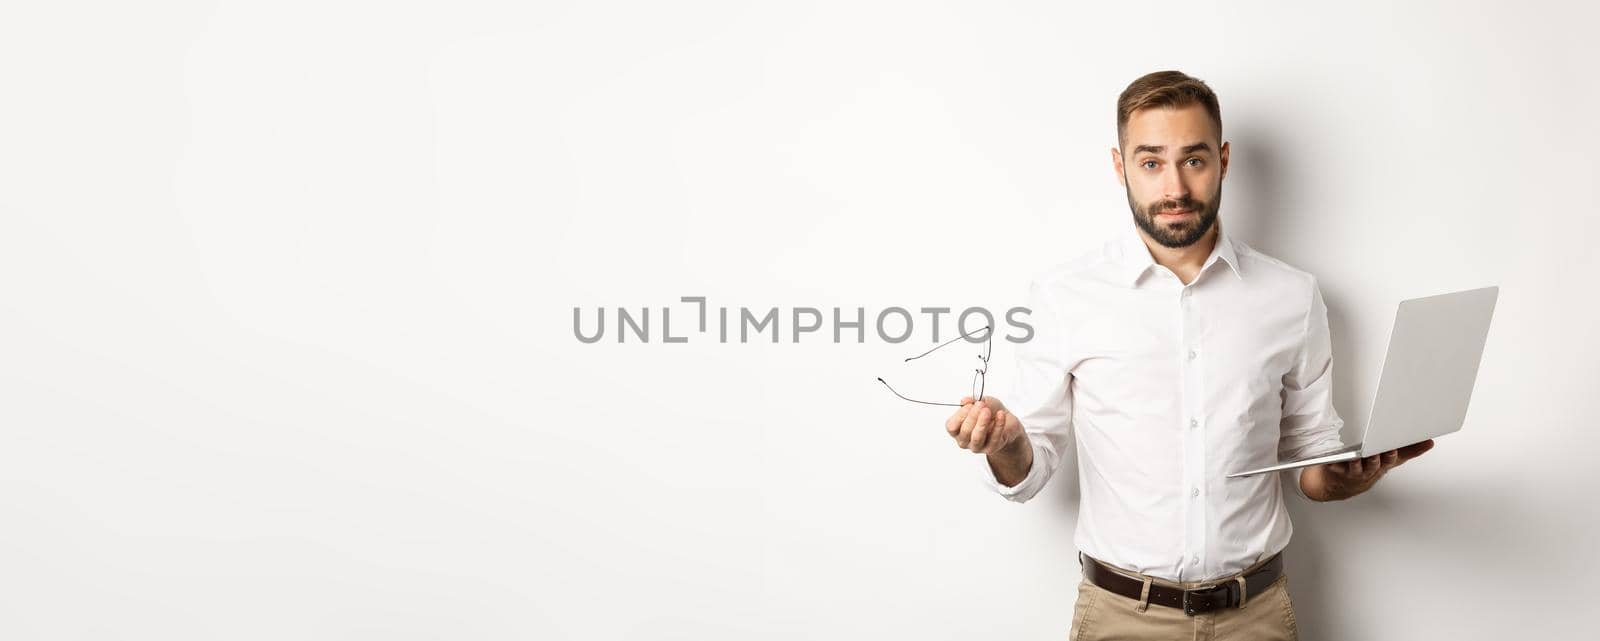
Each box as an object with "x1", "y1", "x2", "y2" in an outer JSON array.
[{"x1": 1125, "y1": 183, "x2": 1221, "y2": 249}]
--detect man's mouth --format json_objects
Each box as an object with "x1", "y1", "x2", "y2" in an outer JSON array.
[{"x1": 1157, "y1": 209, "x2": 1192, "y2": 218}]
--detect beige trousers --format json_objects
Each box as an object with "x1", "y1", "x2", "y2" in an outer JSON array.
[{"x1": 1069, "y1": 559, "x2": 1298, "y2": 641}]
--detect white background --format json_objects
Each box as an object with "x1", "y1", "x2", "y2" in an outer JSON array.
[{"x1": 3, "y1": 1, "x2": 1596, "y2": 639}]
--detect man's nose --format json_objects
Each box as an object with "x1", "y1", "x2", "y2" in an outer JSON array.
[{"x1": 1163, "y1": 169, "x2": 1189, "y2": 201}]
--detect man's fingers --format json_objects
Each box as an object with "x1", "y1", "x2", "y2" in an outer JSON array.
[
  {"x1": 945, "y1": 397, "x2": 1014, "y2": 454},
  {"x1": 980, "y1": 395, "x2": 1005, "y2": 414},
  {"x1": 972, "y1": 407, "x2": 993, "y2": 453},
  {"x1": 1399, "y1": 439, "x2": 1435, "y2": 460},
  {"x1": 946, "y1": 406, "x2": 969, "y2": 437},
  {"x1": 1381, "y1": 450, "x2": 1399, "y2": 468},
  {"x1": 1393, "y1": 439, "x2": 1435, "y2": 468},
  {"x1": 1002, "y1": 411, "x2": 1023, "y2": 452},
  {"x1": 969, "y1": 406, "x2": 994, "y2": 451},
  {"x1": 957, "y1": 401, "x2": 982, "y2": 447},
  {"x1": 982, "y1": 411, "x2": 1000, "y2": 453},
  {"x1": 983, "y1": 410, "x2": 1008, "y2": 454}
]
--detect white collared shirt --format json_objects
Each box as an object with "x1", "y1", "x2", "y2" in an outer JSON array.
[{"x1": 979, "y1": 222, "x2": 1345, "y2": 582}]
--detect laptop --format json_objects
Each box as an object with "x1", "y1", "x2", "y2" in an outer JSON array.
[{"x1": 1226, "y1": 285, "x2": 1499, "y2": 478}]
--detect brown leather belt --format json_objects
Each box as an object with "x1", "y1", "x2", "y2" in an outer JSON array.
[{"x1": 1079, "y1": 551, "x2": 1283, "y2": 616}]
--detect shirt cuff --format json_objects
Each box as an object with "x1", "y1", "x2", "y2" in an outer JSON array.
[
  {"x1": 976, "y1": 437, "x2": 1049, "y2": 503},
  {"x1": 1290, "y1": 467, "x2": 1313, "y2": 501}
]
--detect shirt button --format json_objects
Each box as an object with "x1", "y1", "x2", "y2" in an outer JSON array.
[
  {"x1": 1191, "y1": 555, "x2": 1200, "y2": 566},
  {"x1": 1190, "y1": 418, "x2": 1199, "y2": 429},
  {"x1": 1191, "y1": 487, "x2": 1200, "y2": 498},
  {"x1": 1187, "y1": 349, "x2": 1198, "y2": 360}
]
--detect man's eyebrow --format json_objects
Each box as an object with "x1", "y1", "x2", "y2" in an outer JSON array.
[{"x1": 1132, "y1": 142, "x2": 1214, "y2": 155}]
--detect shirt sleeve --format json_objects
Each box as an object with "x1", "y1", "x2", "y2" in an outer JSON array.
[
  {"x1": 976, "y1": 279, "x2": 1075, "y2": 503},
  {"x1": 1279, "y1": 276, "x2": 1347, "y2": 499}
]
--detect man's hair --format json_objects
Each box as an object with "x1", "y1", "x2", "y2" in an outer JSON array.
[{"x1": 1116, "y1": 70, "x2": 1222, "y2": 149}]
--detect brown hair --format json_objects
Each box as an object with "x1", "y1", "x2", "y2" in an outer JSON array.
[{"x1": 1116, "y1": 70, "x2": 1222, "y2": 149}]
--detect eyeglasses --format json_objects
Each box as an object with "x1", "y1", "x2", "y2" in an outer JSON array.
[{"x1": 876, "y1": 324, "x2": 993, "y2": 407}]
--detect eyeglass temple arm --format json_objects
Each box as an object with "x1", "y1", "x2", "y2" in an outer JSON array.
[
  {"x1": 876, "y1": 377, "x2": 962, "y2": 407},
  {"x1": 902, "y1": 324, "x2": 993, "y2": 363}
]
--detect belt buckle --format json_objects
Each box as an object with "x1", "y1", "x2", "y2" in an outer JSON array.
[{"x1": 1181, "y1": 583, "x2": 1233, "y2": 616}]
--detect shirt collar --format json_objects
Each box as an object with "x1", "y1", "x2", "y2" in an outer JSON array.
[{"x1": 1116, "y1": 221, "x2": 1243, "y2": 286}]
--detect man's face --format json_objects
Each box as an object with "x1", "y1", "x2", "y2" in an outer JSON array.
[{"x1": 1113, "y1": 103, "x2": 1230, "y2": 248}]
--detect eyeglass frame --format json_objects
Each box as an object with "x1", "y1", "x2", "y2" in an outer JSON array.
[{"x1": 876, "y1": 323, "x2": 993, "y2": 407}]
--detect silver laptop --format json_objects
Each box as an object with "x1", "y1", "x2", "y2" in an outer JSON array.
[{"x1": 1226, "y1": 285, "x2": 1499, "y2": 478}]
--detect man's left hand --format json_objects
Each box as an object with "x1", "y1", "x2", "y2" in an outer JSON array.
[{"x1": 1311, "y1": 439, "x2": 1436, "y2": 500}]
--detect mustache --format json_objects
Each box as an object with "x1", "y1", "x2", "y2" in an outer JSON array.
[{"x1": 1146, "y1": 199, "x2": 1203, "y2": 215}]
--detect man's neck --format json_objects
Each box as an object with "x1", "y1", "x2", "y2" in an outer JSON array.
[{"x1": 1136, "y1": 223, "x2": 1219, "y2": 285}]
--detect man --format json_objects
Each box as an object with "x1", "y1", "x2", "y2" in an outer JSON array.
[{"x1": 946, "y1": 71, "x2": 1436, "y2": 640}]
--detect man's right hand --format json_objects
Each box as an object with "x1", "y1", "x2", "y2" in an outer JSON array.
[{"x1": 946, "y1": 396, "x2": 1026, "y2": 455}]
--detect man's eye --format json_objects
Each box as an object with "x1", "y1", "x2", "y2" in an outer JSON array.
[
  {"x1": 1185, "y1": 158, "x2": 1204, "y2": 167},
  {"x1": 1141, "y1": 161, "x2": 1158, "y2": 169}
]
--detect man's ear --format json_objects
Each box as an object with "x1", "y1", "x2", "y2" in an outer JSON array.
[
  {"x1": 1111, "y1": 146, "x2": 1126, "y2": 187},
  {"x1": 1219, "y1": 140, "x2": 1230, "y2": 181}
]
